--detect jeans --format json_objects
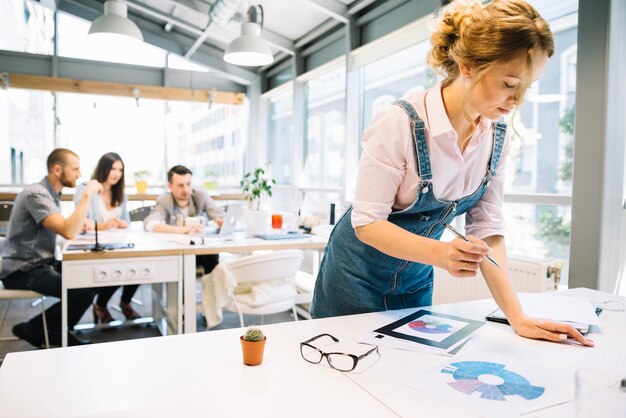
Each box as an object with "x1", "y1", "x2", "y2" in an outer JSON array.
[{"x1": 1, "y1": 263, "x2": 95, "y2": 342}]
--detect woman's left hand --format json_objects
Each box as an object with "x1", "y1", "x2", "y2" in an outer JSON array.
[
  {"x1": 117, "y1": 220, "x2": 128, "y2": 229},
  {"x1": 511, "y1": 314, "x2": 594, "y2": 347}
]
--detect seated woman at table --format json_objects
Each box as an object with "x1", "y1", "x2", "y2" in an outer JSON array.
[{"x1": 74, "y1": 152, "x2": 141, "y2": 323}]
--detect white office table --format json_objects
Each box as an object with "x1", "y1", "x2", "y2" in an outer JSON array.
[
  {"x1": 61, "y1": 225, "x2": 328, "y2": 344},
  {"x1": 1, "y1": 288, "x2": 622, "y2": 417}
]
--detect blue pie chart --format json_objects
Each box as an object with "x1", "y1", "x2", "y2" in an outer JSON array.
[{"x1": 441, "y1": 361, "x2": 545, "y2": 401}]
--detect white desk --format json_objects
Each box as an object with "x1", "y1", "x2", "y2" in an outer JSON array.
[
  {"x1": 61, "y1": 226, "x2": 328, "y2": 343},
  {"x1": 1, "y1": 288, "x2": 622, "y2": 417}
]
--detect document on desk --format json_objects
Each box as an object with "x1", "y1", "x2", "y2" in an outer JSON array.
[
  {"x1": 486, "y1": 293, "x2": 601, "y2": 331},
  {"x1": 406, "y1": 350, "x2": 573, "y2": 418},
  {"x1": 365, "y1": 309, "x2": 485, "y2": 356}
]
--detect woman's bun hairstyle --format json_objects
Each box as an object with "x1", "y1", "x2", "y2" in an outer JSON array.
[{"x1": 428, "y1": 0, "x2": 554, "y2": 88}]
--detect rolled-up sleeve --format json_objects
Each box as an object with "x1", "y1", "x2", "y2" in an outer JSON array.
[
  {"x1": 465, "y1": 128, "x2": 511, "y2": 239},
  {"x1": 351, "y1": 105, "x2": 413, "y2": 228}
]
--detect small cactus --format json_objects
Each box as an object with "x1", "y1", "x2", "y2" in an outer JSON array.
[{"x1": 243, "y1": 327, "x2": 265, "y2": 342}]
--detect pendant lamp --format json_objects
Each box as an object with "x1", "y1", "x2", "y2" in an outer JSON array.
[
  {"x1": 88, "y1": 0, "x2": 143, "y2": 42},
  {"x1": 224, "y1": 5, "x2": 273, "y2": 67}
]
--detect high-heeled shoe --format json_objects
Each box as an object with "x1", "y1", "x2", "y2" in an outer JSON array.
[
  {"x1": 92, "y1": 303, "x2": 114, "y2": 324},
  {"x1": 119, "y1": 301, "x2": 141, "y2": 320}
]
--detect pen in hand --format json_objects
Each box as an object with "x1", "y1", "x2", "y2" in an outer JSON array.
[{"x1": 443, "y1": 224, "x2": 501, "y2": 268}]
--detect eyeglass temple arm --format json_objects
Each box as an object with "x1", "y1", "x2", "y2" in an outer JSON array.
[
  {"x1": 356, "y1": 345, "x2": 379, "y2": 360},
  {"x1": 303, "y1": 333, "x2": 339, "y2": 344}
]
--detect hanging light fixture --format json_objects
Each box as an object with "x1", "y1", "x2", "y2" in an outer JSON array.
[
  {"x1": 223, "y1": 5, "x2": 273, "y2": 67},
  {"x1": 88, "y1": 0, "x2": 143, "y2": 42}
]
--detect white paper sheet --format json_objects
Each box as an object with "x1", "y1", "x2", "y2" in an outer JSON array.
[
  {"x1": 405, "y1": 351, "x2": 574, "y2": 418},
  {"x1": 497, "y1": 293, "x2": 601, "y2": 326}
]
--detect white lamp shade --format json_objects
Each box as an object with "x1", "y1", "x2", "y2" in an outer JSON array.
[
  {"x1": 88, "y1": 1, "x2": 143, "y2": 42},
  {"x1": 224, "y1": 22, "x2": 273, "y2": 67}
]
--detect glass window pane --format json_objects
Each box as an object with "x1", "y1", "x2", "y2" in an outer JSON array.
[
  {"x1": 303, "y1": 66, "x2": 346, "y2": 189},
  {"x1": 0, "y1": 88, "x2": 54, "y2": 184},
  {"x1": 0, "y1": 0, "x2": 54, "y2": 55},
  {"x1": 504, "y1": 203, "x2": 571, "y2": 284},
  {"x1": 56, "y1": 93, "x2": 166, "y2": 186},
  {"x1": 57, "y1": 12, "x2": 166, "y2": 67},
  {"x1": 361, "y1": 41, "x2": 434, "y2": 130},
  {"x1": 504, "y1": 1, "x2": 578, "y2": 195},
  {"x1": 268, "y1": 89, "x2": 294, "y2": 185},
  {"x1": 166, "y1": 101, "x2": 249, "y2": 190}
]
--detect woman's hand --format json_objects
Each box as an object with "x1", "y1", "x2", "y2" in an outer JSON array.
[
  {"x1": 510, "y1": 314, "x2": 594, "y2": 347},
  {"x1": 104, "y1": 218, "x2": 119, "y2": 229},
  {"x1": 442, "y1": 235, "x2": 491, "y2": 277},
  {"x1": 81, "y1": 219, "x2": 95, "y2": 232},
  {"x1": 117, "y1": 220, "x2": 128, "y2": 229}
]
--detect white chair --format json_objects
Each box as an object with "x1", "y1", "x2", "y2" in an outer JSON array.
[
  {"x1": 204, "y1": 250, "x2": 304, "y2": 327},
  {"x1": 0, "y1": 239, "x2": 50, "y2": 350}
]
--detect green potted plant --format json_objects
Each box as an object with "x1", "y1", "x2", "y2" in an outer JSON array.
[
  {"x1": 240, "y1": 326, "x2": 266, "y2": 366},
  {"x1": 133, "y1": 170, "x2": 151, "y2": 194},
  {"x1": 240, "y1": 165, "x2": 276, "y2": 234}
]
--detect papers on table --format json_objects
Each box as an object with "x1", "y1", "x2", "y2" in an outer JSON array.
[
  {"x1": 405, "y1": 351, "x2": 574, "y2": 418},
  {"x1": 363, "y1": 309, "x2": 485, "y2": 356},
  {"x1": 486, "y1": 293, "x2": 601, "y2": 334}
]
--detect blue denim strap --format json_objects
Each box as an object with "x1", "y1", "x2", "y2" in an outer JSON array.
[
  {"x1": 392, "y1": 100, "x2": 433, "y2": 183},
  {"x1": 486, "y1": 121, "x2": 507, "y2": 181}
]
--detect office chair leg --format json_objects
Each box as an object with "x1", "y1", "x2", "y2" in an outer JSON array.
[
  {"x1": 233, "y1": 300, "x2": 245, "y2": 328},
  {"x1": 0, "y1": 299, "x2": 10, "y2": 332},
  {"x1": 40, "y1": 299, "x2": 49, "y2": 349},
  {"x1": 292, "y1": 305, "x2": 299, "y2": 322}
]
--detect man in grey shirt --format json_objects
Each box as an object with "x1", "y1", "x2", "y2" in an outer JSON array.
[
  {"x1": 1, "y1": 148, "x2": 102, "y2": 347},
  {"x1": 144, "y1": 165, "x2": 225, "y2": 274}
]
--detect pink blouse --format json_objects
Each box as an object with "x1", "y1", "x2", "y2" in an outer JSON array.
[{"x1": 351, "y1": 83, "x2": 510, "y2": 240}]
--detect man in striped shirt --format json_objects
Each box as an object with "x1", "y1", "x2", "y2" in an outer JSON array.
[{"x1": 1, "y1": 148, "x2": 102, "y2": 347}]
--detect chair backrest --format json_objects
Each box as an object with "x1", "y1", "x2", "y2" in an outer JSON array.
[
  {"x1": 0, "y1": 203, "x2": 12, "y2": 222},
  {"x1": 129, "y1": 206, "x2": 153, "y2": 222},
  {"x1": 227, "y1": 250, "x2": 304, "y2": 284}
]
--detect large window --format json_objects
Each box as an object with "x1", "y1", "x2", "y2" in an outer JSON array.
[
  {"x1": 361, "y1": 41, "x2": 433, "y2": 130},
  {"x1": 0, "y1": 88, "x2": 54, "y2": 185},
  {"x1": 301, "y1": 66, "x2": 346, "y2": 220},
  {"x1": 501, "y1": 0, "x2": 578, "y2": 272},
  {"x1": 0, "y1": 0, "x2": 54, "y2": 55},
  {"x1": 268, "y1": 89, "x2": 294, "y2": 186},
  {"x1": 166, "y1": 101, "x2": 249, "y2": 190},
  {"x1": 56, "y1": 93, "x2": 166, "y2": 186}
]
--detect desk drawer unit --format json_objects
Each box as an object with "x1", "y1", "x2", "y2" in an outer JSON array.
[{"x1": 63, "y1": 256, "x2": 181, "y2": 289}]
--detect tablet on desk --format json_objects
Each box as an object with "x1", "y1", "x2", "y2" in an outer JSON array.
[
  {"x1": 485, "y1": 308, "x2": 591, "y2": 335},
  {"x1": 66, "y1": 243, "x2": 135, "y2": 251}
]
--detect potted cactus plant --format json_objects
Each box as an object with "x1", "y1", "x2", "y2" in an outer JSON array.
[{"x1": 240, "y1": 326, "x2": 266, "y2": 366}]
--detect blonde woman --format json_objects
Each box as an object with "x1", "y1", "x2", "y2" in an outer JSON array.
[
  {"x1": 311, "y1": 0, "x2": 592, "y2": 346},
  {"x1": 74, "y1": 152, "x2": 140, "y2": 323}
]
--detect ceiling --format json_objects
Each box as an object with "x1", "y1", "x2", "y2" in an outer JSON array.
[{"x1": 54, "y1": 0, "x2": 376, "y2": 83}]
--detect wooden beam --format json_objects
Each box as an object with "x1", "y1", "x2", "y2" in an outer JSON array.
[{"x1": 5, "y1": 73, "x2": 246, "y2": 105}]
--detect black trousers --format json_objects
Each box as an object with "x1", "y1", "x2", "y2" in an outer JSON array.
[
  {"x1": 95, "y1": 284, "x2": 139, "y2": 307},
  {"x1": 2, "y1": 262, "x2": 94, "y2": 343},
  {"x1": 196, "y1": 254, "x2": 219, "y2": 275}
]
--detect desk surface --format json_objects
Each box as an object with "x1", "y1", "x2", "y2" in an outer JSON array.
[
  {"x1": 0, "y1": 288, "x2": 623, "y2": 417},
  {"x1": 62, "y1": 224, "x2": 327, "y2": 260}
]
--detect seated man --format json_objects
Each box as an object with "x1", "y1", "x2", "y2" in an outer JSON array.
[
  {"x1": 0, "y1": 148, "x2": 102, "y2": 347},
  {"x1": 144, "y1": 165, "x2": 225, "y2": 274}
]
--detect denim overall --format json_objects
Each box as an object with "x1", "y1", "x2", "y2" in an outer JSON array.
[{"x1": 310, "y1": 99, "x2": 506, "y2": 318}]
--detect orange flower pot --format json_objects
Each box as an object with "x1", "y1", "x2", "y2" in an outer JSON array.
[{"x1": 240, "y1": 336, "x2": 266, "y2": 366}]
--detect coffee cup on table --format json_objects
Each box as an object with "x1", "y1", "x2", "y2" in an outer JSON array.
[{"x1": 184, "y1": 216, "x2": 206, "y2": 227}]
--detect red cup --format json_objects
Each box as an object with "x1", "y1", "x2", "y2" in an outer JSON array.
[{"x1": 271, "y1": 214, "x2": 283, "y2": 229}]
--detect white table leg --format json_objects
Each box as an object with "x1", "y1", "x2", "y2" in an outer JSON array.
[{"x1": 183, "y1": 254, "x2": 197, "y2": 333}]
